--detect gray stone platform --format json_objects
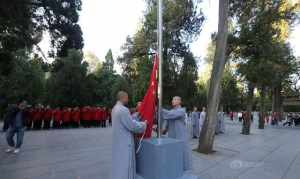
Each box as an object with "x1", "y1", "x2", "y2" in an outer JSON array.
[{"x1": 0, "y1": 120, "x2": 300, "y2": 179}]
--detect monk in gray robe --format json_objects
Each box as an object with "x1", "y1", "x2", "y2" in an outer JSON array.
[
  {"x1": 191, "y1": 107, "x2": 200, "y2": 138},
  {"x1": 219, "y1": 111, "x2": 225, "y2": 133},
  {"x1": 215, "y1": 112, "x2": 221, "y2": 134},
  {"x1": 199, "y1": 107, "x2": 206, "y2": 134},
  {"x1": 216, "y1": 111, "x2": 225, "y2": 134},
  {"x1": 112, "y1": 91, "x2": 147, "y2": 179},
  {"x1": 162, "y1": 96, "x2": 193, "y2": 171}
]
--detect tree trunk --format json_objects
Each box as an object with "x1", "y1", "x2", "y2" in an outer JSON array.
[
  {"x1": 272, "y1": 84, "x2": 283, "y2": 121},
  {"x1": 198, "y1": 0, "x2": 229, "y2": 154},
  {"x1": 259, "y1": 87, "x2": 266, "y2": 129},
  {"x1": 241, "y1": 83, "x2": 254, "y2": 135}
]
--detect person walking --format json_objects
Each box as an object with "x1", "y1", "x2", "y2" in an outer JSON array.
[{"x1": 5, "y1": 100, "x2": 28, "y2": 154}]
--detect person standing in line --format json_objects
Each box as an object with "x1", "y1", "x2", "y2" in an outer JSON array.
[
  {"x1": 62, "y1": 107, "x2": 71, "y2": 128},
  {"x1": 199, "y1": 107, "x2": 206, "y2": 134},
  {"x1": 191, "y1": 107, "x2": 200, "y2": 139},
  {"x1": 71, "y1": 107, "x2": 81, "y2": 128},
  {"x1": 94, "y1": 107, "x2": 102, "y2": 127},
  {"x1": 33, "y1": 105, "x2": 42, "y2": 130},
  {"x1": 216, "y1": 110, "x2": 225, "y2": 134},
  {"x1": 25, "y1": 107, "x2": 34, "y2": 130},
  {"x1": 53, "y1": 107, "x2": 62, "y2": 129},
  {"x1": 43, "y1": 105, "x2": 53, "y2": 129},
  {"x1": 103, "y1": 107, "x2": 109, "y2": 128},
  {"x1": 219, "y1": 111, "x2": 225, "y2": 133}
]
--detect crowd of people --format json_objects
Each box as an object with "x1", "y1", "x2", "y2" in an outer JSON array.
[
  {"x1": 1, "y1": 100, "x2": 114, "y2": 154},
  {"x1": 3, "y1": 104, "x2": 112, "y2": 132},
  {"x1": 227, "y1": 111, "x2": 300, "y2": 127},
  {"x1": 189, "y1": 107, "x2": 226, "y2": 139}
]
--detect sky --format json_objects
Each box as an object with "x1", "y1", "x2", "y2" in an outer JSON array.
[
  {"x1": 78, "y1": 0, "x2": 219, "y2": 61},
  {"x1": 78, "y1": 0, "x2": 145, "y2": 60},
  {"x1": 40, "y1": 0, "x2": 300, "y2": 68}
]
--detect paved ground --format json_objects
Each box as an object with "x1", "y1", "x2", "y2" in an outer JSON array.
[{"x1": 1, "y1": 120, "x2": 300, "y2": 179}]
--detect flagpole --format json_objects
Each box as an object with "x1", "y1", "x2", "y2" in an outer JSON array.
[{"x1": 157, "y1": 0, "x2": 163, "y2": 138}]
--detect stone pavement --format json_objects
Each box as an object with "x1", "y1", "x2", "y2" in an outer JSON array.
[{"x1": 0, "y1": 120, "x2": 300, "y2": 179}]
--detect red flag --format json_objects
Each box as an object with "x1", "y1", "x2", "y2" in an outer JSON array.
[{"x1": 138, "y1": 54, "x2": 159, "y2": 138}]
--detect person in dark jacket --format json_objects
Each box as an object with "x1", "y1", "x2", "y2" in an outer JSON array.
[
  {"x1": 5, "y1": 100, "x2": 28, "y2": 154},
  {"x1": 2, "y1": 104, "x2": 18, "y2": 132}
]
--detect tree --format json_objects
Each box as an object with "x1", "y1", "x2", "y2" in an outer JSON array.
[
  {"x1": 194, "y1": 81, "x2": 208, "y2": 109},
  {"x1": 177, "y1": 52, "x2": 198, "y2": 108},
  {"x1": 198, "y1": 0, "x2": 229, "y2": 154},
  {"x1": 269, "y1": 43, "x2": 298, "y2": 121},
  {"x1": 201, "y1": 37, "x2": 241, "y2": 112},
  {"x1": 230, "y1": 0, "x2": 300, "y2": 131},
  {"x1": 0, "y1": 0, "x2": 83, "y2": 76},
  {"x1": 45, "y1": 49, "x2": 88, "y2": 107},
  {"x1": 84, "y1": 51, "x2": 102, "y2": 74},
  {"x1": 220, "y1": 66, "x2": 241, "y2": 112},
  {"x1": 103, "y1": 49, "x2": 114, "y2": 72},
  {"x1": 118, "y1": 0, "x2": 204, "y2": 105},
  {"x1": 0, "y1": 50, "x2": 46, "y2": 104}
]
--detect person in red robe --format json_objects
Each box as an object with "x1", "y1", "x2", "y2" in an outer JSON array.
[
  {"x1": 81, "y1": 106, "x2": 91, "y2": 128},
  {"x1": 53, "y1": 107, "x2": 62, "y2": 129},
  {"x1": 103, "y1": 107, "x2": 109, "y2": 128},
  {"x1": 90, "y1": 107, "x2": 97, "y2": 127},
  {"x1": 94, "y1": 107, "x2": 102, "y2": 127},
  {"x1": 33, "y1": 105, "x2": 43, "y2": 130},
  {"x1": 40, "y1": 106, "x2": 46, "y2": 129},
  {"x1": 108, "y1": 108, "x2": 112, "y2": 126},
  {"x1": 71, "y1": 107, "x2": 81, "y2": 128},
  {"x1": 80, "y1": 107, "x2": 86, "y2": 127},
  {"x1": 62, "y1": 108, "x2": 71, "y2": 128},
  {"x1": 43, "y1": 105, "x2": 53, "y2": 129},
  {"x1": 32, "y1": 106, "x2": 39, "y2": 130},
  {"x1": 87, "y1": 107, "x2": 94, "y2": 127},
  {"x1": 99, "y1": 107, "x2": 105, "y2": 127},
  {"x1": 26, "y1": 107, "x2": 35, "y2": 130}
]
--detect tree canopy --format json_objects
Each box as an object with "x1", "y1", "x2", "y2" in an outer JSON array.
[{"x1": 118, "y1": 0, "x2": 204, "y2": 107}]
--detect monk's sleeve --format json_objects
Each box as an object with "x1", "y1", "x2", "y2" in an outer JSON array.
[
  {"x1": 132, "y1": 112, "x2": 141, "y2": 122},
  {"x1": 162, "y1": 108, "x2": 185, "y2": 120},
  {"x1": 121, "y1": 109, "x2": 146, "y2": 133}
]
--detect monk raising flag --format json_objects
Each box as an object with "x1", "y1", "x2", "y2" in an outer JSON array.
[{"x1": 138, "y1": 54, "x2": 159, "y2": 138}]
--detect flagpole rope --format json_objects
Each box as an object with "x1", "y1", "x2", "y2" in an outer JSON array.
[{"x1": 136, "y1": 127, "x2": 147, "y2": 154}]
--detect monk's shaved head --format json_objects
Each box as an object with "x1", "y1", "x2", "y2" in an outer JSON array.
[
  {"x1": 117, "y1": 91, "x2": 128, "y2": 100},
  {"x1": 117, "y1": 91, "x2": 129, "y2": 105}
]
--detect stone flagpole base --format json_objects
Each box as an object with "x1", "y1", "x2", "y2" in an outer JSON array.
[{"x1": 136, "y1": 138, "x2": 199, "y2": 179}]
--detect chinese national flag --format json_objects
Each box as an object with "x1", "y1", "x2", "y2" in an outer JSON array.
[{"x1": 138, "y1": 54, "x2": 159, "y2": 138}]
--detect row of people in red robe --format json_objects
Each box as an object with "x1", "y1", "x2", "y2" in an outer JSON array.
[{"x1": 25, "y1": 106, "x2": 111, "y2": 130}]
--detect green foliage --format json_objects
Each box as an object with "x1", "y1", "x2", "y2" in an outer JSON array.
[
  {"x1": 103, "y1": 49, "x2": 115, "y2": 72},
  {"x1": 177, "y1": 52, "x2": 198, "y2": 108},
  {"x1": 93, "y1": 68, "x2": 118, "y2": 107},
  {"x1": 220, "y1": 66, "x2": 241, "y2": 111},
  {"x1": 84, "y1": 51, "x2": 102, "y2": 74},
  {"x1": 231, "y1": 0, "x2": 299, "y2": 85},
  {"x1": 44, "y1": 49, "x2": 129, "y2": 108},
  {"x1": 194, "y1": 81, "x2": 208, "y2": 109},
  {"x1": 0, "y1": 50, "x2": 45, "y2": 104},
  {"x1": 0, "y1": 0, "x2": 83, "y2": 77},
  {"x1": 118, "y1": 0, "x2": 204, "y2": 105},
  {"x1": 45, "y1": 49, "x2": 89, "y2": 107}
]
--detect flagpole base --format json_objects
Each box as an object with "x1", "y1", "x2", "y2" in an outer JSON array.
[{"x1": 136, "y1": 138, "x2": 199, "y2": 179}]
